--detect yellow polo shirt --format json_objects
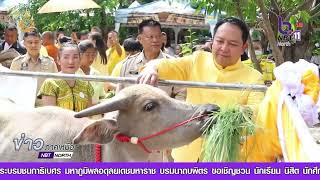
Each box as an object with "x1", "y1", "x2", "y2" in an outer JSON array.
[
  {"x1": 91, "y1": 54, "x2": 108, "y2": 76},
  {"x1": 156, "y1": 51, "x2": 264, "y2": 162},
  {"x1": 106, "y1": 46, "x2": 126, "y2": 75}
]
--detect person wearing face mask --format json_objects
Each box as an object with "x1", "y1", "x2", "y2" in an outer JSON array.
[
  {"x1": 243, "y1": 40, "x2": 275, "y2": 85},
  {"x1": 254, "y1": 49, "x2": 263, "y2": 56},
  {"x1": 251, "y1": 41, "x2": 263, "y2": 57},
  {"x1": 252, "y1": 41, "x2": 275, "y2": 85}
]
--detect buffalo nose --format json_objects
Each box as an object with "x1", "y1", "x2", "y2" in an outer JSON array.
[{"x1": 200, "y1": 104, "x2": 220, "y2": 115}]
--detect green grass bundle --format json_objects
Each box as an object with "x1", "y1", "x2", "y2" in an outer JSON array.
[{"x1": 201, "y1": 106, "x2": 256, "y2": 162}]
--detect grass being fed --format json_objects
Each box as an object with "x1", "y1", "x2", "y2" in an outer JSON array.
[{"x1": 201, "y1": 106, "x2": 256, "y2": 162}]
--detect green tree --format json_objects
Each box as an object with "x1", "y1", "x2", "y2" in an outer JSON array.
[
  {"x1": 192, "y1": 0, "x2": 320, "y2": 65},
  {"x1": 10, "y1": 0, "x2": 132, "y2": 37},
  {"x1": 180, "y1": 29, "x2": 198, "y2": 56}
]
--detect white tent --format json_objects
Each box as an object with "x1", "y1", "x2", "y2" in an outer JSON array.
[
  {"x1": 115, "y1": 0, "x2": 210, "y2": 44},
  {"x1": 127, "y1": 0, "x2": 141, "y2": 8},
  {"x1": 116, "y1": 0, "x2": 195, "y2": 22}
]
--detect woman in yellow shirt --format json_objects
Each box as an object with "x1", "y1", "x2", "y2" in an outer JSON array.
[
  {"x1": 106, "y1": 30, "x2": 126, "y2": 75},
  {"x1": 38, "y1": 43, "x2": 94, "y2": 112},
  {"x1": 77, "y1": 40, "x2": 107, "y2": 105},
  {"x1": 89, "y1": 32, "x2": 108, "y2": 76}
]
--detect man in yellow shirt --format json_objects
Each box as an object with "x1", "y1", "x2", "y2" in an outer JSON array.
[
  {"x1": 138, "y1": 17, "x2": 265, "y2": 162},
  {"x1": 106, "y1": 30, "x2": 125, "y2": 75}
]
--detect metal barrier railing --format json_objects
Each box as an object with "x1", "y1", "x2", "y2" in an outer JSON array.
[{"x1": 0, "y1": 71, "x2": 267, "y2": 92}]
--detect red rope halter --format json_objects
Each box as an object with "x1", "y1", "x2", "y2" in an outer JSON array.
[
  {"x1": 94, "y1": 114, "x2": 206, "y2": 162},
  {"x1": 115, "y1": 114, "x2": 206, "y2": 153}
]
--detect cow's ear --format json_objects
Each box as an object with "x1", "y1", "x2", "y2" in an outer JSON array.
[{"x1": 73, "y1": 119, "x2": 118, "y2": 145}]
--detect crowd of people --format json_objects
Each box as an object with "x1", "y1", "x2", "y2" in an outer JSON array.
[{"x1": 0, "y1": 17, "x2": 285, "y2": 162}]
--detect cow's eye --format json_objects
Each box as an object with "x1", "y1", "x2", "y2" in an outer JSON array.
[{"x1": 143, "y1": 102, "x2": 157, "y2": 112}]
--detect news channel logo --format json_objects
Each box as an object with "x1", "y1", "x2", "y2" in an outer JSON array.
[
  {"x1": 13, "y1": 133, "x2": 74, "y2": 159},
  {"x1": 277, "y1": 16, "x2": 303, "y2": 47}
]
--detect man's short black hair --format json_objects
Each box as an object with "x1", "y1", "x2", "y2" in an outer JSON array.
[
  {"x1": 59, "y1": 36, "x2": 72, "y2": 44},
  {"x1": 138, "y1": 19, "x2": 161, "y2": 34},
  {"x1": 213, "y1": 17, "x2": 249, "y2": 44},
  {"x1": 123, "y1": 37, "x2": 142, "y2": 52},
  {"x1": 24, "y1": 27, "x2": 41, "y2": 39}
]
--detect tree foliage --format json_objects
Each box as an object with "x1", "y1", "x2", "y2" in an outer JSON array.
[
  {"x1": 9, "y1": 0, "x2": 132, "y2": 35},
  {"x1": 191, "y1": 0, "x2": 320, "y2": 64}
]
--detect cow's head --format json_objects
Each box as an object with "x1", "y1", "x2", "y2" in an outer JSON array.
[{"x1": 73, "y1": 84, "x2": 219, "y2": 150}]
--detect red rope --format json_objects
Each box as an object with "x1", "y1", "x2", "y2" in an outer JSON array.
[
  {"x1": 114, "y1": 114, "x2": 206, "y2": 153},
  {"x1": 115, "y1": 134, "x2": 131, "y2": 142},
  {"x1": 140, "y1": 114, "x2": 206, "y2": 141},
  {"x1": 95, "y1": 144, "x2": 102, "y2": 162},
  {"x1": 115, "y1": 134, "x2": 152, "y2": 153}
]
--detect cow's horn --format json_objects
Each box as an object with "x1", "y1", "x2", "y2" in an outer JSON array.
[{"x1": 74, "y1": 95, "x2": 129, "y2": 118}]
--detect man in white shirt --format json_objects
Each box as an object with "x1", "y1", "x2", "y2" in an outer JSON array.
[{"x1": 0, "y1": 24, "x2": 26, "y2": 55}]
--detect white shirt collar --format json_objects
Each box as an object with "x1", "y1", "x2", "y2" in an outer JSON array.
[{"x1": 3, "y1": 42, "x2": 12, "y2": 51}]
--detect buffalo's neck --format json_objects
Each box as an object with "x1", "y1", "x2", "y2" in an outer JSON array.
[{"x1": 102, "y1": 141, "x2": 149, "y2": 162}]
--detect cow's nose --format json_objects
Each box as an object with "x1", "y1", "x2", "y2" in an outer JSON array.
[{"x1": 200, "y1": 104, "x2": 220, "y2": 115}]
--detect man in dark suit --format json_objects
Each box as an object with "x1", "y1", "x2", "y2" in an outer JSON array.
[{"x1": 0, "y1": 24, "x2": 26, "y2": 55}]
